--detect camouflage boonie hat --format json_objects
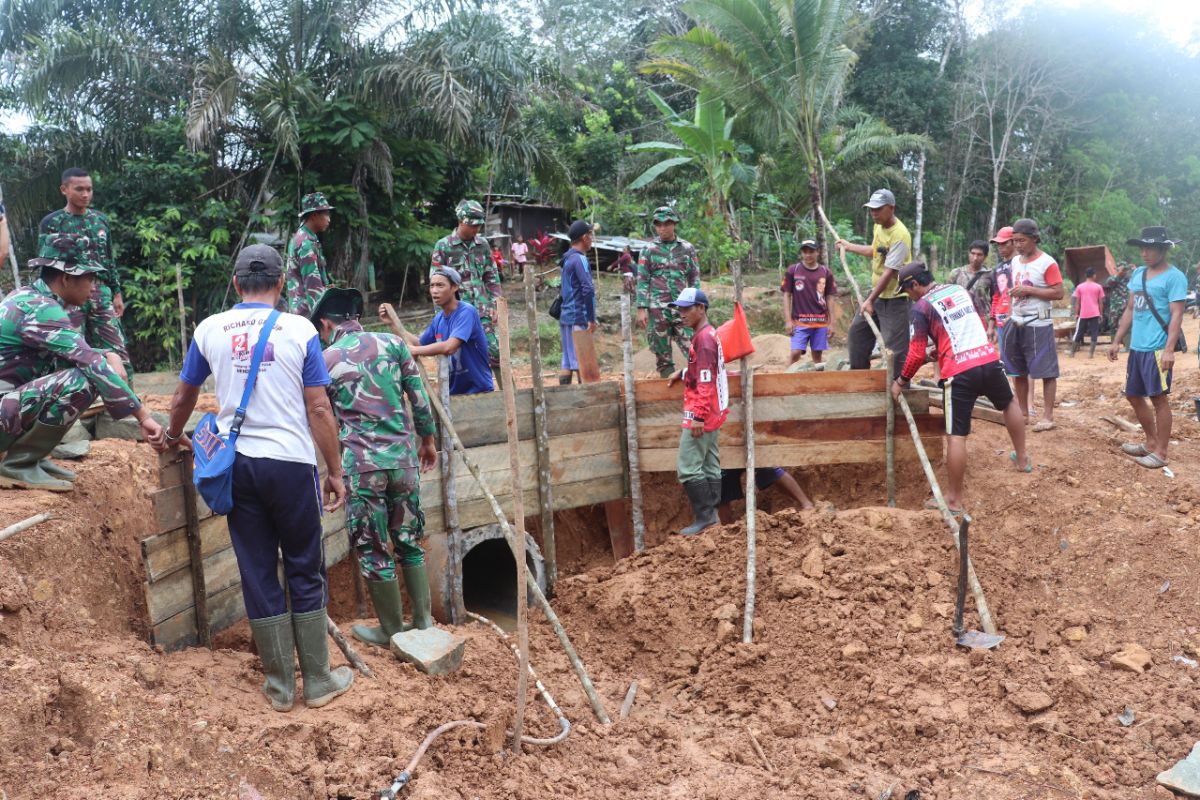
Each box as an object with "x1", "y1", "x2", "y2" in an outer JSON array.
[
  {"x1": 28, "y1": 233, "x2": 106, "y2": 276},
  {"x1": 455, "y1": 199, "x2": 486, "y2": 225},
  {"x1": 309, "y1": 287, "x2": 364, "y2": 326},
  {"x1": 299, "y1": 192, "x2": 335, "y2": 218},
  {"x1": 652, "y1": 206, "x2": 680, "y2": 223}
]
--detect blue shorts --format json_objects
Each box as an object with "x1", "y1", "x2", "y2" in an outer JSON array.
[
  {"x1": 1125, "y1": 350, "x2": 1172, "y2": 398},
  {"x1": 791, "y1": 326, "x2": 829, "y2": 352},
  {"x1": 1001, "y1": 323, "x2": 1059, "y2": 379},
  {"x1": 560, "y1": 323, "x2": 586, "y2": 370}
]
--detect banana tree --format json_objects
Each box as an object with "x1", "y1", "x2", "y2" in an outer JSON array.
[{"x1": 626, "y1": 88, "x2": 755, "y2": 241}]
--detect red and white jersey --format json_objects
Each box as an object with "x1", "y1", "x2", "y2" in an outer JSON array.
[
  {"x1": 902, "y1": 283, "x2": 999, "y2": 381},
  {"x1": 681, "y1": 323, "x2": 729, "y2": 432}
]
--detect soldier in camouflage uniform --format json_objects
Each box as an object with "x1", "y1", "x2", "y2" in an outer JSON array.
[
  {"x1": 38, "y1": 167, "x2": 130, "y2": 367},
  {"x1": 1104, "y1": 263, "x2": 1133, "y2": 346},
  {"x1": 283, "y1": 192, "x2": 335, "y2": 318},
  {"x1": 0, "y1": 234, "x2": 163, "y2": 491},
  {"x1": 311, "y1": 288, "x2": 439, "y2": 645},
  {"x1": 430, "y1": 200, "x2": 502, "y2": 372},
  {"x1": 636, "y1": 206, "x2": 702, "y2": 377}
]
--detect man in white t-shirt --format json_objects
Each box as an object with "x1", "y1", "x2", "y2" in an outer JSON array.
[
  {"x1": 158, "y1": 244, "x2": 353, "y2": 712},
  {"x1": 1000, "y1": 218, "x2": 1064, "y2": 432}
]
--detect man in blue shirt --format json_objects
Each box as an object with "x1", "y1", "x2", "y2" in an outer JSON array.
[
  {"x1": 557, "y1": 220, "x2": 597, "y2": 385},
  {"x1": 1108, "y1": 226, "x2": 1187, "y2": 468},
  {"x1": 408, "y1": 267, "x2": 494, "y2": 395}
]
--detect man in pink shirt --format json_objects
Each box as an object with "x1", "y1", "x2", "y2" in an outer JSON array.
[{"x1": 1070, "y1": 268, "x2": 1106, "y2": 358}]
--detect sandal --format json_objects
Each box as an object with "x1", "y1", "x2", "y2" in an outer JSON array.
[
  {"x1": 1121, "y1": 442, "x2": 1150, "y2": 457},
  {"x1": 1135, "y1": 453, "x2": 1168, "y2": 469},
  {"x1": 923, "y1": 498, "x2": 964, "y2": 517},
  {"x1": 1010, "y1": 451, "x2": 1033, "y2": 473},
  {"x1": 1032, "y1": 420, "x2": 1056, "y2": 432}
]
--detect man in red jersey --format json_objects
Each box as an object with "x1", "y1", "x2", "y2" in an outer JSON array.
[
  {"x1": 891, "y1": 262, "x2": 1029, "y2": 515},
  {"x1": 667, "y1": 287, "x2": 728, "y2": 535}
]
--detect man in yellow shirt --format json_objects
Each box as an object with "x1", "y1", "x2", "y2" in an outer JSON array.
[{"x1": 836, "y1": 188, "x2": 913, "y2": 377}]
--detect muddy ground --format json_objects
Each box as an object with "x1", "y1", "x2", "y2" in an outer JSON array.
[{"x1": 3, "y1": 323, "x2": 1200, "y2": 798}]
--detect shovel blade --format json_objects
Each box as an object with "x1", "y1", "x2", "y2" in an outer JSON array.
[{"x1": 956, "y1": 630, "x2": 1005, "y2": 650}]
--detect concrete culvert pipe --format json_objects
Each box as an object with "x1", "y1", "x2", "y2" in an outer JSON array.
[{"x1": 423, "y1": 523, "x2": 546, "y2": 626}]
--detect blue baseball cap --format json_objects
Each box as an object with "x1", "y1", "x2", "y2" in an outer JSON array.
[{"x1": 670, "y1": 287, "x2": 709, "y2": 308}]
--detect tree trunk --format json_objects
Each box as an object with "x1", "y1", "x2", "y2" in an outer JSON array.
[
  {"x1": 914, "y1": 148, "x2": 927, "y2": 255},
  {"x1": 808, "y1": 167, "x2": 824, "y2": 259}
]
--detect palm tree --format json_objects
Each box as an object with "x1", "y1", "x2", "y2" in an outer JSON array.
[
  {"x1": 642, "y1": 0, "x2": 859, "y2": 236},
  {"x1": 627, "y1": 88, "x2": 756, "y2": 240}
]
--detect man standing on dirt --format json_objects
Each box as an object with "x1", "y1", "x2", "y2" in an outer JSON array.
[
  {"x1": 892, "y1": 262, "x2": 1029, "y2": 515},
  {"x1": 1070, "y1": 268, "x2": 1106, "y2": 358},
  {"x1": 836, "y1": 188, "x2": 912, "y2": 377},
  {"x1": 0, "y1": 234, "x2": 163, "y2": 491},
  {"x1": 950, "y1": 239, "x2": 994, "y2": 319},
  {"x1": 282, "y1": 191, "x2": 334, "y2": 319},
  {"x1": 159, "y1": 244, "x2": 353, "y2": 712},
  {"x1": 1001, "y1": 218, "x2": 1064, "y2": 432},
  {"x1": 1108, "y1": 227, "x2": 1187, "y2": 469},
  {"x1": 39, "y1": 167, "x2": 130, "y2": 370},
  {"x1": 666, "y1": 288, "x2": 728, "y2": 535},
  {"x1": 782, "y1": 239, "x2": 838, "y2": 366},
  {"x1": 636, "y1": 206, "x2": 701, "y2": 378},
  {"x1": 406, "y1": 267, "x2": 494, "y2": 395},
  {"x1": 988, "y1": 227, "x2": 1015, "y2": 351},
  {"x1": 310, "y1": 288, "x2": 439, "y2": 646},
  {"x1": 430, "y1": 200, "x2": 502, "y2": 377}
]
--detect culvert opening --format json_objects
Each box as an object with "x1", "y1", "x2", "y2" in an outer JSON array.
[{"x1": 461, "y1": 538, "x2": 538, "y2": 631}]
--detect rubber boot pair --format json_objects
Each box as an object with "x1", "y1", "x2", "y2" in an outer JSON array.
[
  {"x1": 679, "y1": 479, "x2": 720, "y2": 536},
  {"x1": 350, "y1": 564, "x2": 434, "y2": 647},
  {"x1": 248, "y1": 609, "x2": 353, "y2": 711},
  {"x1": 0, "y1": 422, "x2": 75, "y2": 492}
]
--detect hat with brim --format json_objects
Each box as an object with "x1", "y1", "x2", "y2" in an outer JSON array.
[
  {"x1": 455, "y1": 199, "x2": 486, "y2": 225},
  {"x1": 28, "y1": 233, "x2": 106, "y2": 276},
  {"x1": 799, "y1": 239, "x2": 818, "y2": 251},
  {"x1": 299, "y1": 192, "x2": 335, "y2": 219},
  {"x1": 1126, "y1": 226, "x2": 1181, "y2": 248},
  {"x1": 990, "y1": 226, "x2": 1014, "y2": 244},
  {"x1": 669, "y1": 287, "x2": 709, "y2": 308},
  {"x1": 568, "y1": 220, "x2": 593, "y2": 242},
  {"x1": 864, "y1": 189, "x2": 896, "y2": 209},
  {"x1": 309, "y1": 287, "x2": 364, "y2": 326},
  {"x1": 896, "y1": 261, "x2": 930, "y2": 290},
  {"x1": 652, "y1": 206, "x2": 681, "y2": 223}
]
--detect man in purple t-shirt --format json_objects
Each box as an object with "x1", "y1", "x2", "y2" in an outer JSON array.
[{"x1": 782, "y1": 240, "x2": 838, "y2": 365}]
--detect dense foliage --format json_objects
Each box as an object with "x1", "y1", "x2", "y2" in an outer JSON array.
[{"x1": 1, "y1": 0, "x2": 1198, "y2": 368}]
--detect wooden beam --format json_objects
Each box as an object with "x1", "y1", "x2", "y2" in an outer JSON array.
[
  {"x1": 425, "y1": 474, "x2": 626, "y2": 534},
  {"x1": 637, "y1": 437, "x2": 943, "y2": 472},
  {"x1": 928, "y1": 395, "x2": 1006, "y2": 426},
  {"x1": 525, "y1": 266, "x2": 557, "y2": 590},
  {"x1": 634, "y1": 369, "x2": 886, "y2": 403}
]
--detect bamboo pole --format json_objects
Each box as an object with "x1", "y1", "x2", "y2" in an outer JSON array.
[
  {"x1": 436, "y1": 355, "x2": 463, "y2": 624},
  {"x1": 380, "y1": 305, "x2": 612, "y2": 724},
  {"x1": 523, "y1": 267, "x2": 557, "y2": 588},
  {"x1": 0, "y1": 512, "x2": 52, "y2": 543},
  {"x1": 885, "y1": 355, "x2": 896, "y2": 507},
  {"x1": 816, "y1": 205, "x2": 997, "y2": 636},
  {"x1": 619, "y1": 292, "x2": 646, "y2": 552},
  {"x1": 174, "y1": 262, "x2": 189, "y2": 365},
  {"x1": 497, "y1": 297, "x2": 531, "y2": 753},
  {"x1": 741, "y1": 362, "x2": 758, "y2": 643}
]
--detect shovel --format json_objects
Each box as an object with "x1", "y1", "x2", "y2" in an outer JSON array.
[{"x1": 952, "y1": 517, "x2": 1005, "y2": 650}]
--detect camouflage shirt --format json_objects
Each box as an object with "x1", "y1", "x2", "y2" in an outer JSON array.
[
  {"x1": 38, "y1": 209, "x2": 121, "y2": 293},
  {"x1": 285, "y1": 224, "x2": 328, "y2": 318},
  {"x1": 323, "y1": 320, "x2": 436, "y2": 474},
  {"x1": 635, "y1": 236, "x2": 701, "y2": 310},
  {"x1": 0, "y1": 279, "x2": 140, "y2": 418},
  {"x1": 430, "y1": 231, "x2": 502, "y2": 317}
]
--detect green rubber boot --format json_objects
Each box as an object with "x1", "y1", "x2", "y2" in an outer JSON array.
[
  {"x1": 350, "y1": 579, "x2": 406, "y2": 647},
  {"x1": 402, "y1": 563, "x2": 434, "y2": 630},
  {"x1": 0, "y1": 422, "x2": 74, "y2": 492},
  {"x1": 248, "y1": 612, "x2": 296, "y2": 712},
  {"x1": 293, "y1": 608, "x2": 353, "y2": 708},
  {"x1": 679, "y1": 480, "x2": 718, "y2": 535}
]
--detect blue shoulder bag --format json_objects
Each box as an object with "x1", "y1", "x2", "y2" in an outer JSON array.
[{"x1": 191, "y1": 309, "x2": 280, "y2": 515}]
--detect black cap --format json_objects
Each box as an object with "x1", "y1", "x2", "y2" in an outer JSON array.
[
  {"x1": 310, "y1": 287, "x2": 364, "y2": 325},
  {"x1": 234, "y1": 244, "x2": 283, "y2": 277},
  {"x1": 799, "y1": 239, "x2": 818, "y2": 251},
  {"x1": 897, "y1": 261, "x2": 931, "y2": 289},
  {"x1": 568, "y1": 220, "x2": 593, "y2": 242},
  {"x1": 1011, "y1": 218, "x2": 1039, "y2": 238}
]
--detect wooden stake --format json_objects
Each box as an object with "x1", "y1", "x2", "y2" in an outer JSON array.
[
  {"x1": 437, "y1": 355, "x2": 463, "y2": 624},
  {"x1": 816, "y1": 205, "x2": 998, "y2": 636},
  {"x1": 180, "y1": 457, "x2": 212, "y2": 648},
  {"x1": 741, "y1": 361, "x2": 757, "y2": 644},
  {"x1": 619, "y1": 680, "x2": 638, "y2": 719},
  {"x1": 0, "y1": 512, "x2": 52, "y2": 543},
  {"x1": 327, "y1": 617, "x2": 373, "y2": 678},
  {"x1": 885, "y1": 355, "x2": 896, "y2": 507},
  {"x1": 620, "y1": 293, "x2": 646, "y2": 552},
  {"x1": 497, "y1": 297, "x2": 531, "y2": 754},
  {"x1": 174, "y1": 262, "x2": 189, "y2": 366},
  {"x1": 524, "y1": 267, "x2": 557, "y2": 589},
  {"x1": 380, "y1": 305, "x2": 612, "y2": 725}
]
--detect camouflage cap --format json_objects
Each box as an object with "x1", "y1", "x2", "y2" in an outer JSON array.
[
  {"x1": 299, "y1": 192, "x2": 335, "y2": 218},
  {"x1": 455, "y1": 199, "x2": 486, "y2": 225},
  {"x1": 28, "y1": 233, "x2": 106, "y2": 276},
  {"x1": 310, "y1": 287, "x2": 364, "y2": 325},
  {"x1": 652, "y1": 206, "x2": 680, "y2": 223}
]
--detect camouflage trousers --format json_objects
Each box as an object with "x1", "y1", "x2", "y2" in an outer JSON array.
[
  {"x1": 67, "y1": 283, "x2": 130, "y2": 364},
  {"x1": 0, "y1": 369, "x2": 96, "y2": 447},
  {"x1": 648, "y1": 307, "x2": 693, "y2": 377},
  {"x1": 346, "y1": 467, "x2": 426, "y2": 582},
  {"x1": 479, "y1": 312, "x2": 500, "y2": 369}
]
